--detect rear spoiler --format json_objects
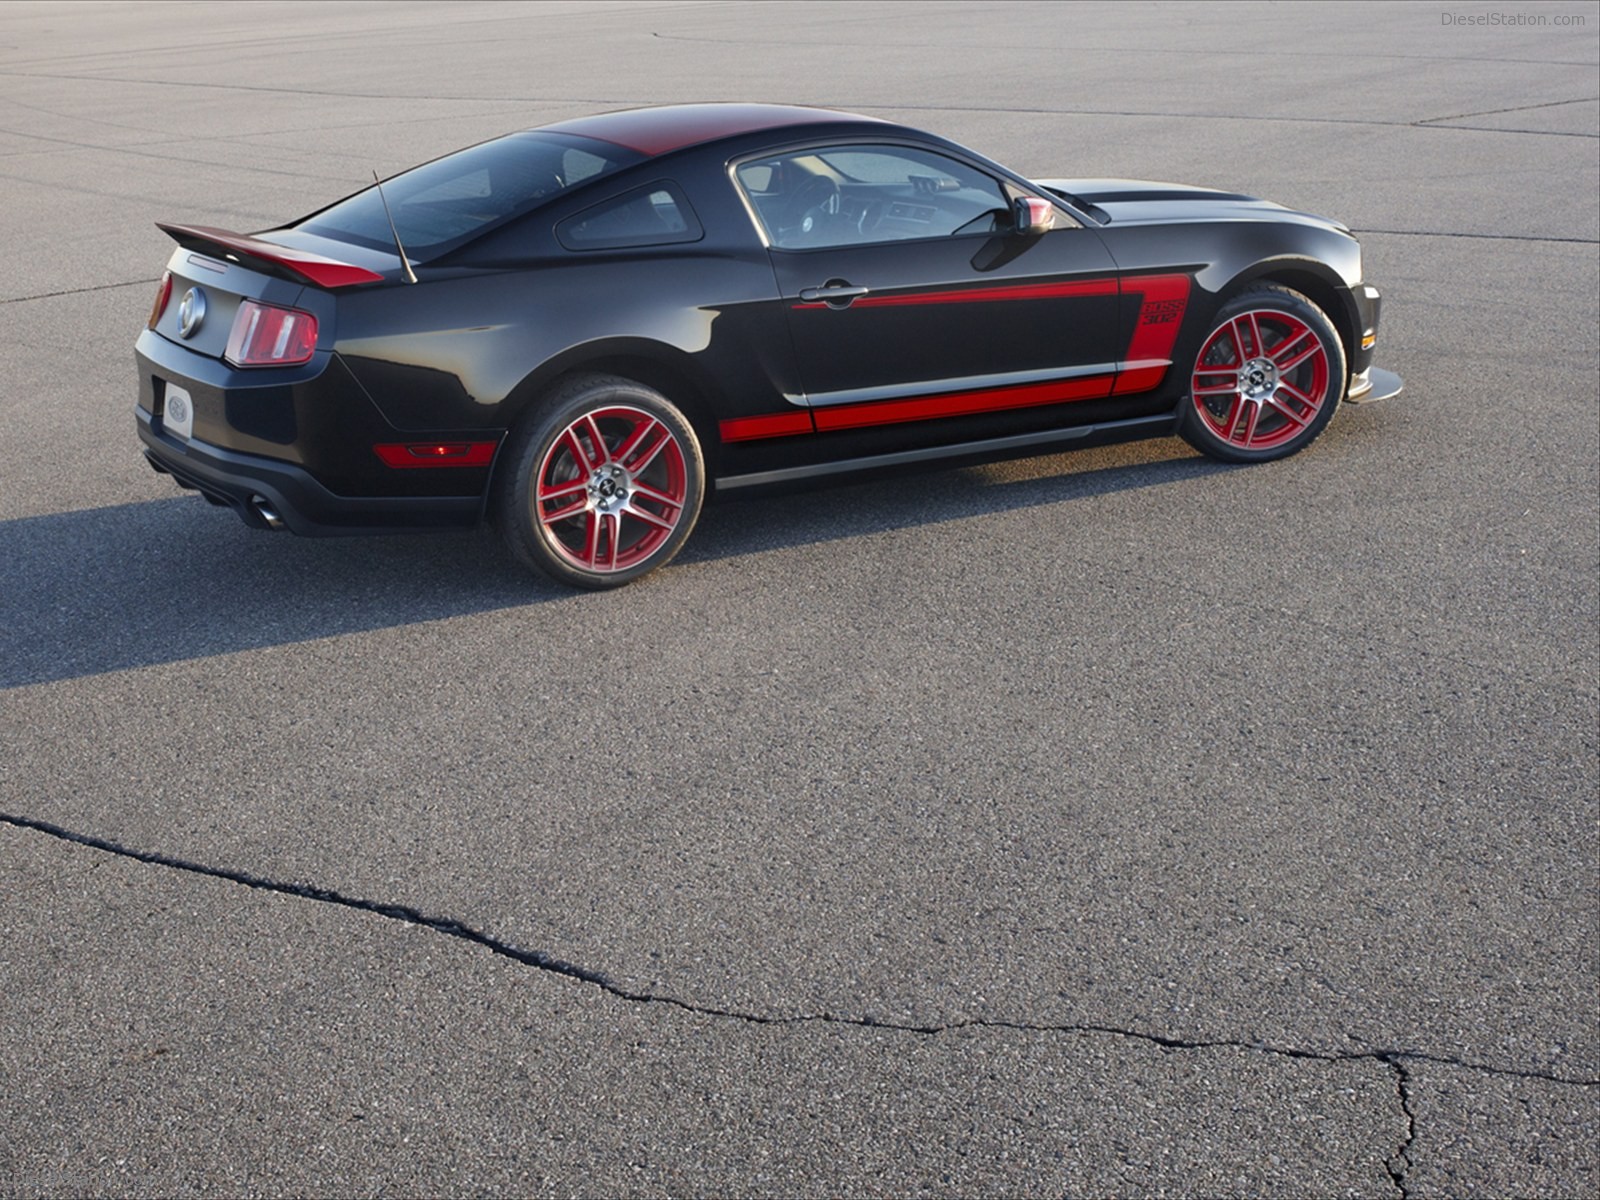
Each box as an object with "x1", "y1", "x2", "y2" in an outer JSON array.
[{"x1": 157, "y1": 223, "x2": 386, "y2": 289}]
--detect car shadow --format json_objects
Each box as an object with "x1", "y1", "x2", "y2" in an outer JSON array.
[
  {"x1": 1, "y1": 440, "x2": 1224, "y2": 689},
  {"x1": 685, "y1": 438, "x2": 1222, "y2": 567}
]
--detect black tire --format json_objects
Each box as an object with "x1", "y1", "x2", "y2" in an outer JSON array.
[
  {"x1": 1179, "y1": 284, "x2": 1347, "y2": 463},
  {"x1": 494, "y1": 374, "x2": 704, "y2": 589}
]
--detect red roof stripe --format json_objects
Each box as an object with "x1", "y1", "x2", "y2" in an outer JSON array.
[{"x1": 541, "y1": 104, "x2": 884, "y2": 157}]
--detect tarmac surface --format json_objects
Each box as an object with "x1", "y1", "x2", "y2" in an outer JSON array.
[{"x1": 1, "y1": 2, "x2": 1596, "y2": 1195}]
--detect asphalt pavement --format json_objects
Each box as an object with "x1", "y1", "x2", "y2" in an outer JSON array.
[{"x1": 1, "y1": 2, "x2": 1596, "y2": 1195}]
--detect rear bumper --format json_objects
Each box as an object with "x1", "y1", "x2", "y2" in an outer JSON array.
[{"x1": 138, "y1": 408, "x2": 481, "y2": 536}]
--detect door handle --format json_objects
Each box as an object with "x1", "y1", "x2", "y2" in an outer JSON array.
[{"x1": 798, "y1": 282, "x2": 870, "y2": 307}]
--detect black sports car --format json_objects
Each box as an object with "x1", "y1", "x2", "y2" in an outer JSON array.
[{"x1": 136, "y1": 104, "x2": 1401, "y2": 587}]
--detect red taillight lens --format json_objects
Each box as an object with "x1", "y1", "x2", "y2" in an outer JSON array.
[
  {"x1": 148, "y1": 271, "x2": 172, "y2": 328},
  {"x1": 225, "y1": 300, "x2": 318, "y2": 368}
]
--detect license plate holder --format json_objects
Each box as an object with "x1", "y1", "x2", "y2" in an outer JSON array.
[{"x1": 163, "y1": 382, "x2": 194, "y2": 441}]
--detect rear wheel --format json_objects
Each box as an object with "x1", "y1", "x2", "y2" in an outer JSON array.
[
  {"x1": 495, "y1": 375, "x2": 704, "y2": 589},
  {"x1": 1180, "y1": 285, "x2": 1346, "y2": 463}
]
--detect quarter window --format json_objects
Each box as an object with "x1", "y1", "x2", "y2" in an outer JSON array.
[
  {"x1": 735, "y1": 144, "x2": 1012, "y2": 250},
  {"x1": 557, "y1": 182, "x2": 703, "y2": 251}
]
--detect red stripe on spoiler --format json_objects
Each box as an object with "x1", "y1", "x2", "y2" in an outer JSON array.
[{"x1": 158, "y1": 223, "x2": 385, "y2": 289}]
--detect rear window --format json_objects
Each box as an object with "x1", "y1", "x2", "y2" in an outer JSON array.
[{"x1": 298, "y1": 131, "x2": 643, "y2": 257}]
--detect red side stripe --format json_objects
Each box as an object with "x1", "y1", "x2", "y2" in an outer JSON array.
[
  {"x1": 1113, "y1": 273, "x2": 1191, "y2": 395},
  {"x1": 792, "y1": 278, "x2": 1120, "y2": 311},
  {"x1": 719, "y1": 411, "x2": 816, "y2": 442},
  {"x1": 1110, "y1": 363, "x2": 1169, "y2": 394},
  {"x1": 813, "y1": 375, "x2": 1113, "y2": 432},
  {"x1": 728, "y1": 272, "x2": 1193, "y2": 440}
]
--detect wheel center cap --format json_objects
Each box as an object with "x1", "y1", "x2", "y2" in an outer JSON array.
[
  {"x1": 588, "y1": 466, "x2": 630, "y2": 514},
  {"x1": 1241, "y1": 356, "x2": 1278, "y2": 400}
]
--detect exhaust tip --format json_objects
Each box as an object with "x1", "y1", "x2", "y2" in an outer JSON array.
[{"x1": 250, "y1": 495, "x2": 285, "y2": 530}]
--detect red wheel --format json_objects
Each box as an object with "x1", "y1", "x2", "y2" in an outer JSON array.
[
  {"x1": 496, "y1": 376, "x2": 703, "y2": 588},
  {"x1": 1181, "y1": 285, "x2": 1346, "y2": 462}
]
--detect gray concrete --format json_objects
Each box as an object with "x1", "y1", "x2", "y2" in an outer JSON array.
[{"x1": 1, "y1": 1, "x2": 1595, "y2": 1194}]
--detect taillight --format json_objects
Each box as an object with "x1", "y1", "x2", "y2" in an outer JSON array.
[
  {"x1": 225, "y1": 300, "x2": 318, "y2": 368},
  {"x1": 148, "y1": 271, "x2": 172, "y2": 328}
]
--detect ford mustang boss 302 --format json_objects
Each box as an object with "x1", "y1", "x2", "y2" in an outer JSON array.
[{"x1": 137, "y1": 104, "x2": 1401, "y2": 588}]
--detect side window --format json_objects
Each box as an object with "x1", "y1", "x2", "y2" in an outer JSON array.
[
  {"x1": 735, "y1": 144, "x2": 1011, "y2": 250},
  {"x1": 556, "y1": 182, "x2": 703, "y2": 251}
]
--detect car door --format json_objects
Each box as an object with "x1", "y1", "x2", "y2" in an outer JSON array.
[{"x1": 736, "y1": 142, "x2": 1123, "y2": 446}]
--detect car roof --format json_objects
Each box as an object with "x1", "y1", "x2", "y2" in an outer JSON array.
[{"x1": 537, "y1": 103, "x2": 892, "y2": 157}]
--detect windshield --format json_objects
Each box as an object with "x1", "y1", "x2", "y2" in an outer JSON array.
[{"x1": 298, "y1": 131, "x2": 643, "y2": 257}]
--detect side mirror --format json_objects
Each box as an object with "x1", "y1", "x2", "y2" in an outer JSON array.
[{"x1": 1011, "y1": 195, "x2": 1056, "y2": 236}]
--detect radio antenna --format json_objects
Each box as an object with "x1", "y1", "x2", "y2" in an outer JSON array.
[{"x1": 372, "y1": 170, "x2": 418, "y2": 284}]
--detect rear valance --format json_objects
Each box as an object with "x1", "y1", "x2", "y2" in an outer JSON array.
[{"x1": 157, "y1": 223, "x2": 386, "y2": 290}]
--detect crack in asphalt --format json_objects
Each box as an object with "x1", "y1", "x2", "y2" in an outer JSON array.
[
  {"x1": 2, "y1": 70, "x2": 1595, "y2": 139},
  {"x1": 1381, "y1": 1054, "x2": 1418, "y2": 1200},
  {"x1": 1352, "y1": 229, "x2": 1600, "y2": 244},
  {"x1": 0, "y1": 121, "x2": 372, "y2": 183},
  {"x1": 644, "y1": 30, "x2": 1600, "y2": 73},
  {"x1": 1415, "y1": 95, "x2": 1599, "y2": 124},
  {"x1": 4, "y1": 808, "x2": 1595, "y2": 1197},
  {"x1": 6, "y1": 810, "x2": 1595, "y2": 1087},
  {"x1": 0, "y1": 278, "x2": 157, "y2": 305}
]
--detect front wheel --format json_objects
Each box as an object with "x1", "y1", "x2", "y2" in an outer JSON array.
[
  {"x1": 1179, "y1": 285, "x2": 1347, "y2": 463},
  {"x1": 494, "y1": 375, "x2": 704, "y2": 589}
]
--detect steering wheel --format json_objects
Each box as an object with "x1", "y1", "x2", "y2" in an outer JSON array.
[
  {"x1": 846, "y1": 198, "x2": 883, "y2": 237},
  {"x1": 781, "y1": 176, "x2": 840, "y2": 243}
]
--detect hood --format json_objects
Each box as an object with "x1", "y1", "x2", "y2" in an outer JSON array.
[{"x1": 1034, "y1": 178, "x2": 1351, "y2": 236}]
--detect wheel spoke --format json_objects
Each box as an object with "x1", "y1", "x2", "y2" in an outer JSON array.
[
  {"x1": 587, "y1": 415, "x2": 614, "y2": 466},
  {"x1": 631, "y1": 479, "x2": 683, "y2": 508},
  {"x1": 598, "y1": 512, "x2": 621, "y2": 570},
  {"x1": 627, "y1": 427, "x2": 672, "y2": 474},
  {"x1": 1224, "y1": 318, "x2": 1246, "y2": 362},
  {"x1": 540, "y1": 495, "x2": 589, "y2": 526},
  {"x1": 1236, "y1": 400, "x2": 1260, "y2": 444},
  {"x1": 576, "y1": 512, "x2": 601, "y2": 569},
  {"x1": 614, "y1": 416, "x2": 663, "y2": 468},
  {"x1": 1267, "y1": 326, "x2": 1311, "y2": 366},
  {"x1": 563, "y1": 428, "x2": 595, "y2": 474},
  {"x1": 1265, "y1": 393, "x2": 1311, "y2": 428},
  {"x1": 1275, "y1": 341, "x2": 1323, "y2": 374},
  {"x1": 1273, "y1": 342, "x2": 1312, "y2": 371},
  {"x1": 537, "y1": 476, "x2": 587, "y2": 503},
  {"x1": 1217, "y1": 395, "x2": 1243, "y2": 440},
  {"x1": 1277, "y1": 379, "x2": 1317, "y2": 409},
  {"x1": 1229, "y1": 314, "x2": 1259, "y2": 360},
  {"x1": 623, "y1": 502, "x2": 676, "y2": 532}
]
